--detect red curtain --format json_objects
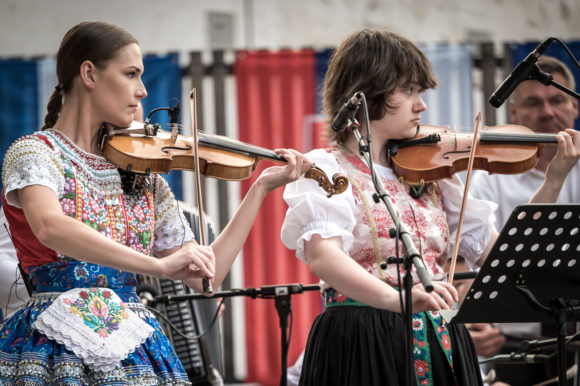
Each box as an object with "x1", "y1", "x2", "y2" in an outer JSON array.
[{"x1": 235, "y1": 50, "x2": 324, "y2": 385}]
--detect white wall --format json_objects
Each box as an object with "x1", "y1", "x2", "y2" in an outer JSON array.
[{"x1": 1, "y1": 0, "x2": 580, "y2": 57}]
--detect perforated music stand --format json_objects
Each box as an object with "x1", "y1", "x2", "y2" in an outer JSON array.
[{"x1": 441, "y1": 204, "x2": 580, "y2": 386}]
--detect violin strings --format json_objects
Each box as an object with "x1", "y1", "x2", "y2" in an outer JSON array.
[{"x1": 162, "y1": 123, "x2": 208, "y2": 136}]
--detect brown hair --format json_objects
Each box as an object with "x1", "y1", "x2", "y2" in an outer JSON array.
[
  {"x1": 322, "y1": 29, "x2": 437, "y2": 144},
  {"x1": 41, "y1": 21, "x2": 138, "y2": 130}
]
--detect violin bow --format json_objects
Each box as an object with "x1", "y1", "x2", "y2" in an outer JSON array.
[
  {"x1": 447, "y1": 112, "x2": 482, "y2": 284},
  {"x1": 190, "y1": 88, "x2": 213, "y2": 294}
]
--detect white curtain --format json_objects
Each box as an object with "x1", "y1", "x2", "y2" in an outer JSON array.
[
  {"x1": 36, "y1": 58, "x2": 58, "y2": 129},
  {"x1": 420, "y1": 43, "x2": 474, "y2": 131}
]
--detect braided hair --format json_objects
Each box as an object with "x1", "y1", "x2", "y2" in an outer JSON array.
[{"x1": 41, "y1": 21, "x2": 138, "y2": 130}]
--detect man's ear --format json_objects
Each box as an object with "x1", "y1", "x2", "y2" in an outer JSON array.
[
  {"x1": 79, "y1": 60, "x2": 98, "y2": 89},
  {"x1": 571, "y1": 97, "x2": 579, "y2": 121},
  {"x1": 508, "y1": 99, "x2": 517, "y2": 123}
]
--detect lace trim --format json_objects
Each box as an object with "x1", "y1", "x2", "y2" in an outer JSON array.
[
  {"x1": 29, "y1": 292, "x2": 149, "y2": 314},
  {"x1": 32, "y1": 288, "x2": 154, "y2": 372},
  {"x1": 152, "y1": 176, "x2": 194, "y2": 251},
  {"x1": 44, "y1": 129, "x2": 124, "y2": 197},
  {"x1": 1, "y1": 135, "x2": 65, "y2": 207},
  {"x1": 2, "y1": 130, "x2": 124, "y2": 205}
]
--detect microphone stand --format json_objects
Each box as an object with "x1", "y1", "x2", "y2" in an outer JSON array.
[
  {"x1": 527, "y1": 65, "x2": 580, "y2": 100},
  {"x1": 344, "y1": 93, "x2": 433, "y2": 385},
  {"x1": 149, "y1": 283, "x2": 321, "y2": 386}
]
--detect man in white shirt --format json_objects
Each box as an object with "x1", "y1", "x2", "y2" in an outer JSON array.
[{"x1": 469, "y1": 55, "x2": 579, "y2": 385}]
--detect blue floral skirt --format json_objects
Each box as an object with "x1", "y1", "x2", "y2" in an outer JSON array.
[{"x1": 0, "y1": 260, "x2": 191, "y2": 385}]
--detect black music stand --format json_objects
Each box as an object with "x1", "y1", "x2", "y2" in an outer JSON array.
[{"x1": 441, "y1": 204, "x2": 580, "y2": 386}]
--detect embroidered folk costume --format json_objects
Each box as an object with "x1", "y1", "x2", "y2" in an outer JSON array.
[
  {"x1": 282, "y1": 146, "x2": 496, "y2": 385},
  {"x1": 0, "y1": 129, "x2": 193, "y2": 384}
]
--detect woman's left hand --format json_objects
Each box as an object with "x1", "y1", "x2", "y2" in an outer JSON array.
[
  {"x1": 256, "y1": 149, "x2": 313, "y2": 193},
  {"x1": 546, "y1": 128, "x2": 580, "y2": 182}
]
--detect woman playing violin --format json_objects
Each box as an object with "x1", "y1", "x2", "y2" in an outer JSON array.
[
  {"x1": 0, "y1": 21, "x2": 310, "y2": 384},
  {"x1": 280, "y1": 29, "x2": 579, "y2": 386}
]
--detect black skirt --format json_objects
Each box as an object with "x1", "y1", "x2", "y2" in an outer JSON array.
[{"x1": 298, "y1": 306, "x2": 483, "y2": 386}]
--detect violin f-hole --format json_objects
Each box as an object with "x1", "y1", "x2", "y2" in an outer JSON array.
[
  {"x1": 442, "y1": 148, "x2": 471, "y2": 160},
  {"x1": 161, "y1": 144, "x2": 193, "y2": 154}
]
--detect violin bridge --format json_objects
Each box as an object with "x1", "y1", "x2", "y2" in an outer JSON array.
[{"x1": 170, "y1": 123, "x2": 178, "y2": 143}]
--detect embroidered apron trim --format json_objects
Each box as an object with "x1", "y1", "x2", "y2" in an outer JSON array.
[{"x1": 32, "y1": 287, "x2": 154, "y2": 372}]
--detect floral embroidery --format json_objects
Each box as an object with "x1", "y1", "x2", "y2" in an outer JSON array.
[
  {"x1": 413, "y1": 318, "x2": 424, "y2": 330},
  {"x1": 441, "y1": 334, "x2": 451, "y2": 350},
  {"x1": 64, "y1": 288, "x2": 130, "y2": 338},
  {"x1": 333, "y1": 146, "x2": 448, "y2": 287},
  {"x1": 132, "y1": 203, "x2": 145, "y2": 221},
  {"x1": 74, "y1": 265, "x2": 88, "y2": 280},
  {"x1": 325, "y1": 288, "x2": 348, "y2": 304},
  {"x1": 415, "y1": 359, "x2": 428, "y2": 376},
  {"x1": 0, "y1": 129, "x2": 192, "y2": 383},
  {"x1": 95, "y1": 274, "x2": 108, "y2": 287},
  {"x1": 351, "y1": 247, "x2": 377, "y2": 266},
  {"x1": 21, "y1": 129, "x2": 158, "y2": 256},
  {"x1": 412, "y1": 313, "x2": 433, "y2": 385},
  {"x1": 323, "y1": 288, "x2": 370, "y2": 308},
  {"x1": 427, "y1": 311, "x2": 454, "y2": 369},
  {"x1": 328, "y1": 147, "x2": 455, "y2": 385}
]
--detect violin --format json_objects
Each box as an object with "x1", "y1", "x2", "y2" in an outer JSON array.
[
  {"x1": 97, "y1": 122, "x2": 349, "y2": 197},
  {"x1": 388, "y1": 124, "x2": 558, "y2": 184}
]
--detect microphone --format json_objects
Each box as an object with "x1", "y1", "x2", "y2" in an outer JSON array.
[
  {"x1": 520, "y1": 334, "x2": 580, "y2": 352},
  {"x1": 481, "y1": 352, "x2": 550, "y2": 364},
  {"x1": 256, "y1": 283, "x2": 320, "y2": 297},
  {"x1": 332, "y1": 92, "x2": 363, "y2": 133},
  {"x1": 169, "y1": 102, "x2": 180, "y2": 124},
  {"x1": 136, "y1": 283, "x2": 160, "y2": 306},
  {"x1": 489, "y1": 37, "x2": 554, "y2": 108}
]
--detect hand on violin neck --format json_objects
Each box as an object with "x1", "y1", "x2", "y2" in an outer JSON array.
[
  {"x1": 543, "y1": 128, "x2": 580, "y2": 185},
  {"x1": 255, "y1": 149, "x2": 313, "y2": 193}
]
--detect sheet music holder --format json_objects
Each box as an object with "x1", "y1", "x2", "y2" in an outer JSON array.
[
  {"x1": 441, "y1": 203, "x2": 580, "y2": 386},
  {"x1": 441, "y1": 203, "x2": 580, "y2": 324}
]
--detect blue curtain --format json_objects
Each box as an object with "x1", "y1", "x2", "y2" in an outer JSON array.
[
  {"x1": 315, "y1": 49, "x2": 333, "y2": 113},
  {"x1": 510, "y1": 40, "x2": 580, "y2": 131},
  {"x1": 0, "y1": 59, "x2": 39, "y2": 194},
  {"x1": 0, "y1": 53, "x2": 183, "y2": 201},
  {"x1": 141, "y1": 53, "x2": 184, "y2": 200}
]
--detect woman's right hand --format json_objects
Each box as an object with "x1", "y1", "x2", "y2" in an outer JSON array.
[
  {"x1": 406, "y1": 280, "x2": 458, "y2": 313},
  {"x1": 158, "y1": 242, "x2": 215, "y2": 282}
]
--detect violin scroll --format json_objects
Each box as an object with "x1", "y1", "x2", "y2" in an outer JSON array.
[{"x1": 305, "y1": 166, "x2": 349, "y2": 197}]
